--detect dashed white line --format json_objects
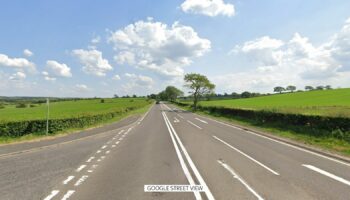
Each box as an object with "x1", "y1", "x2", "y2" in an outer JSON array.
[
  {"x1": 218, "y1": 160, "x2": 264, "y2": 200},
  {"x1": 177, "y1": 114, "x2": 184, "y2": 119},
  {"x1": 213, "y1": 136, "x2": 279, "y2": 175},
  {"x1": 61, "y1": 190, "x2": 75, "y2": 200},
  {"x1": 76, "y1": 165, "x2": 86, "y2": 172},
  {"x1": 106, "y1": 150, "x2": 110, "y2": 154},
  {"x1": 86, "y1": 156, "x2": 95, "y2": 163},
  {"x1": 112, "y1": 145, "x2": 116, "y2": 148},
  {"x1": 303, "y1": 164, "x2": 350, "y2": 186},
  {"x1": 43, "y1": 190, "x2": 59, "y2": 200},
  {"x1": 187, "y1": 120, "x2": 202, "y2": 129},
  {"x1": 195, "y1": 117, "x2": 208, "y2": 124},
  {"x1": 63, "y1": 176, "x2": 75, "y2": 185},
  {"x1": 74, "y1": 175, "x2": 88, "y2": 186},
  {"x1": 101, "y1": 145, "x2": 107, "y2": 149},
  {"x1": 96, "y1": 150, "x2": 101, "y2": 154},
  {"x1": 119, "y1": 138, "x2": 123, "y2": 141},
  {"x1": 97, "y1": 159, "x2": 102, "y2": 162},
  {"x1": 116, "y1": 141, "x2": 120, "y2": 144}
]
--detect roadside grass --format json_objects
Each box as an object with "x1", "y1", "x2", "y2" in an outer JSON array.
[
  {"x1": 175, "y1": 104, "x2": 350, "y2": 157},
  {"x1": 0, "y1": 103, "x2": 152, "y2": 145}
]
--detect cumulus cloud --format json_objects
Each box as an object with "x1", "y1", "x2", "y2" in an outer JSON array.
[
  {"x1": 91, "y1": 36, "x2": 101, "y2": 44},
  {"x1": 181, "y1": 0, "x2": 235, "y2": 17},
  {"x1": 112, "y1": 74, "x2": 121, "y2": 80},
  {"x1": 72, "y1": 49, "x2": 112, "y2": 77},
  {"x1": 9, "y1": 71, "x2": 26, "y2": 80},
  {"x1": 108, "y1": 19, "x2": 211, "y2": 78},
  {"x1": 124, "y1": 73, "x2": 154, "y2": 86},
  {"x1": 75, "y1": 84, "x2": 90, "y2": 92},
  {"x1": 23, "y1": 49, "x2": 33, "y2": 57},
  {"x1": 0, "y1": 53, "x2": 35, "y2": 70},
  {"x1": 46, "y1": 60, "x2": 72, "y2": 77},
  {"x1": 42, "y1": 71, "x2": 56, "y2": 81}
]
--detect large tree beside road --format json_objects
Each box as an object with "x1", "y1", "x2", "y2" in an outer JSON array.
[{"x1": 184, "y1": 73, "x2": 215, "y2": 110}]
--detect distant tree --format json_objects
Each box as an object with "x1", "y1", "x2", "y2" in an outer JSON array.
[
  {"x1": 241, "y1": 91, "x2": 251, "y2": 98},
  {"x1": 316, "y1": 86, "x2": 324, "y2": 90},
  {"x1": 16, "y1": 103, "x2": 27, "y2": 108},
  {"x1": 286, "y1": 85, "x2": 297, "y2": 92},
  {"x1": 325, "y1": 85, "x2": 332, "y2": 90},
  {"x1": 0, "y1": 103, "x2": 4, "y2": 109},
  {"x1": 305, "y1": 86, "x2": 314, "y2": 91},
  {"x1": 113, "y1": 94, "x2": 119, "y2": 98},
  {"x1": 224, "y1": 92, "x2": 229, "y2": 97},
  {"x1": 149, "y1": 94, "x2": 157, "y2": 99},
  {"x1": 184, "y1": 73, "x2": 215, "y2": 111},
  {"x1": 158, "y1": 91, "x2": 168, "y2": 101},
  {"x1": 132, "y1": 94, "x2": 137, "y2": 98},
  {"x1": 100, "y1": 99, "x2": 105, "y2": 103},
  {"x1": 274, "y1": 86, "x2": 285, "y2": 94},
  {"x1": 164, "y1": 86, "x2": 184, "y2": 102},
  {"x1": 231, "y1": 92, "x2": 240, "y2": 99}
]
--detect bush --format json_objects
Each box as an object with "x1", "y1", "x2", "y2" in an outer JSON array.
[
  {"x1": 0, "y1": 104, "x2": 4, "y2": 109},
  {"x1": 30, "y1": 104, "x2": 36, "y2": 108},
  {"x1": 16, "y1": 103, "x2": 27, "y2": 108},
  {"x1": 100, "y1": 99, "x2": 105, "y2": 103}
]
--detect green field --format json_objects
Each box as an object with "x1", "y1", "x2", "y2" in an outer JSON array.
[
  {"x1": 0, "y1": 98, "x2": 151, "y2": 122},
  {"x1": 196, "y1": 88, "x2": 350, "y2": 117}
]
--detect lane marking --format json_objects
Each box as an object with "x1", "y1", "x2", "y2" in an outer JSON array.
[
  {"x1": 177, "y1": 114, "x2": 184, "y2": 119},
  {"x1": 86, "y1": 156, "x2": 95, "y2": 163},
  {"x1": 76, "y1": 165, "x2": 86, "y2": 172},
  {"x1": 106, "y1": 150, "x2": 110, "y2": 154},
  {"x1": 163, "y1": 112, "x2": 215, "y2": 200},
  {"x1": 213, "y1": 136, "x2": 279, "y2": 176},
  {"x1": 63, "y1": 176, "x2": 75, "y2": 185},
  {"x1": 74, "y1": 175, "x2": 88, "y2": 186},
  {"x1": 174, "y1": 117, "x2": 180, "y2": 123},
  {"x1": 161, "y1": 112, "x2": 202, "y2": 200},
  {"x1": 97, "y1": 159, "x2": 102, "y2": 162},
  {"x1": 101, "y1": 145, "x2": 107, "y2": 149},
  {"x1": 187, "y1": 120, "x2": 202, "y2": 130},
  {"x1": 96, "y1": 150, "x2": 101, "y2": 154},
  {"x1": 195, "y1": 118, "x2": 208, "y2": 124},
  {"x1": 43, "y1": 190, "x2": 59, "y2": 200},
  {"x1": 112, "y1": 145, "x2": 116, "y2": 148},
  {"x1": 119, "y1": 138, "x2": 123, "y2": 141},
  {"x1": 61, "y1": 190, "x2": 75, "y2": 200},
  {"x1": 116, "y1": 141, "x2": 120, "y2": 144},
  {"x1": 302, "y1": 164, "x2": 350, "y2": 186},
  {"x1": 218, "y1": 160, "x2": 264, "y2": 200}
]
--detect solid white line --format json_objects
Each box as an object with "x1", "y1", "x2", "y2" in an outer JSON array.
[
  {"x1": 302, "y1": 164, "x2": 350, "y2": 186},
  {"x1": 76, "y1": 165, "x2": 86, "y2": 172},
  {"x1": 101, "y1": 145, "x2": 107, "y2": 149},
  {"x1": 63, "y1": 176, "x2": 75, "y2": 185},
  {"x1": 164, "y1": 112, "x2": 215, "y2": 200},
  {"x1": 74, "y1": 175, "x2": 88, "y2": 186},
  {"x1": 218, "y1": 160, "x2": 264, "y2": 200},
  {"x1": 61, "y1": 190, "x2": 75, "y2": 200},
  {"x1": 213, "y1": 136, "x2": 279, "y2": 175},
  {"x1": 86, "y1": 156, "x2": 95, "y2": 163},
  {"x1": 161, "y1": 112, "x2": 202, "y2": 200},
  {"x1": 187, "y1": 120, "x2": 202, "y2": 130},
  {"x1": 195, "y1": 118, "x2": 208, "y2": 124},
  {"x1": 43, "y1": 190, "x2": 59, "y2": 200}
]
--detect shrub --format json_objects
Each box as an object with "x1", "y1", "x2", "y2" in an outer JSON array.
[
  {"x1": 100, "y1": 99, "x2": 105, "y2": 103},
  {"x1": 0, "y1": 104, "x2": 4, "y2": 109},
  {"x1": 16, "y1": 103, "x2": 27, "y2": 108},
  {"x1": 30, "y1": 104, "x2": 36, "y2": 108}
]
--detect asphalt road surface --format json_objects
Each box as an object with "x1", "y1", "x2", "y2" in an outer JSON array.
[{"x1": 1, "y1": 103, "x2": 349, "y2": 200}]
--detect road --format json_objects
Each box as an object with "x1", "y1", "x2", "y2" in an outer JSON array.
[{"x1": 1, "y1": 103, "x2": 350, "y2": 200}]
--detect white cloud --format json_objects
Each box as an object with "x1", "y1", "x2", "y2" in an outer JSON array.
[
  {"x1": 124, "y1": 73, "x2": 154, "y2": 86},
  {"x1": 181, "y1": 0, "x2": 235, "y2": 17},
  {"x1": 9, "y1": 71, "x2": 26, "y2": 80},
  {"x1": 75, "y1": 84, "x2": 90, "y2": 91},
  {"x1": 72, "y1": 49, "x2": 113, "y2": 76},
  {"x1": 23, "y1": 49, "x2": 33, "y2": 57},
  {"x1": 112, "y1": 74, "x2": 121, "y2": 80},
  {"x1": 108, "y1": 19, "x2": 211, "y2": 78},
  {"x1": 42, "y1": 71, "x2": 56, "y2": 81},
  {"x1": 91, "y1": 36, "x2": 101, "y2": 44},
  {"x1": 46, "y1": 60, "x2": 72, "y2": 77},
  {"x1": 0, "y1": 53, "x2": 35, "y2": 70}
]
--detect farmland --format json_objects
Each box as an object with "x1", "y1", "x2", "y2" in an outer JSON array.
[{"x1": 196, "y1": 88, "x2": 350, "y2": 117}]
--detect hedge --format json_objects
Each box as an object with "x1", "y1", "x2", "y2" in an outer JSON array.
[
  {"x1": 173, "y1": 102, "x2": 350, "y2": 142},
  {"x1": 0, "y1": 106, "x2": 138, "y2": 137}
]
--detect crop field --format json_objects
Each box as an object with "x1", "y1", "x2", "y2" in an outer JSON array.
[
  {"x1": 195, "y1": 88, "x2": 350, "y2": 117},
  {"x1": 0, "y1": 98, "x2": 151, "y2": 122}
]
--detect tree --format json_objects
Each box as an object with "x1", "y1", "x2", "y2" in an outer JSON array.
[
  {"x1": 100, "y1": 99, "x2": 105, "y2": 103},
  {"x1": 113, "y1": 94, "x2": 119, "y2": 98},
  {"x1": 305, "y1": 86, "x2": 314, "y2": 91},
  {"x1": 325, "y1": 85, "x2": 332, "y2": 90},
  {"x1": 164, "y1": 86, "x2": 184, "y2": 102},
  {"x1": 286, "y1": 85, "x2": 296, "y2": 92},
  {"x1": 316, "y1": 86, "x2": 324, "y2": 90},
  {"x1": 274, "y1": 86, "x2": 285, "y2": 94},
  {"x1": 231, "y1": 92, "x2": 240, "y2": 99},
  {"x1": 241, "y1": 91, "x2": 251, "y2": 98},
  {"x1": 184, "y1": 73, "x2": 215, "y2": 110},
  {"x1": 149, "y1": 94, "x2": 157, "y2": 99}
]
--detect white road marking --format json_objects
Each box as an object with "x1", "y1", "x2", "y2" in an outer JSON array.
[
  {"x1": 101, "y1": 145, "x2": 107, "y2": 149},
  {"x1": 106, "y1": 150, "x2": 110, "y2": 154},
  {"x1": 43, "y1": 190, "x2": 59, "y2": 200},
  {"x1": 218, "y1": 160, "x2": 264, "y2": 200},
  {"x1": 195, "y1": 118, "x2": 208, "y2": 124},
  {"x1": 96, "y1": 150, "x2": 101, "y2": 154},
  {"x1": 76, "y1": 165, "x2": 86, "y2": 172},
  {"x1": 112, "y1": 145, "x2": 116, "y2": 148},
  {"x1": 97, "y1": 159, "x2": 102, "y2": 162},
  {"x1": 116, "y1": 141, "x2": 120, "y2": 144},
  {"x1": 213, "y1": 136, "x2": 279, "y2": 175},
  {"x1": 161, "y1": 112, "x2": 202, "y2": 200},
  {"x1": 86, "y1": 156, "x2": 95, "y2": 163},
  {"x1": 63, "y1": 176, "x2": 75, "y2": 185},
  {"x1": 177, "y1": 114, "x2": 184, "y2": 119},
  {"x1": 174, "y1": 117, "x2": 180, "y2": 123},
  {"x1": 101, "y1": 156, "x2": 106, "y2": 159},
  {"x1": 303, "y1": 164, "x2": 350, "y2": 186},
  {"x1": 119, "y1": 138, "x2": 123, "y2": 141},
  {"x1": 74, "y1": 175, "x2": 88, "y2": 186},
  {"x1": 61, "y1": 190, "x2": 75, "y2": 200},
  {"x1": 87, "y1": 170, "x2": 93, "y2": 173},
  {"x1": 137, "y1": 122, "x2": 141, "y2": 124},
  {"x1": 187, "y1": 120, "x2": 202, "y2": 129},
  {"x1": 163, "y1": 112, "x2": 215, "y2": 200}
]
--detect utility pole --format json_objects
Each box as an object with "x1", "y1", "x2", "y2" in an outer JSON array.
[{"x1": 46, "y1": 98, "x2": 50, "y2": 135}]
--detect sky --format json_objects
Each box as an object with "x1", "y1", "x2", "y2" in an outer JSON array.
[{"x1": 1, "y1": 0, "x2": 350, "y2": 97}]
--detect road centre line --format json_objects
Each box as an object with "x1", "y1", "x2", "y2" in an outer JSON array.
[
  {"x1": 163, "y1": 112, "x2": 215, "y2": 200},
  {"x1": 213, "y1": 136, "x2": 279, "y2": 175},
  {"x1": 302, "y1": 164, "x2": 350, "y2": 186},
  {"x1": 61, "y1": 190, "x2": 75, "y2": 200},
  {"x1": 63, "y1": 176, "x2": 75, "y2": 185},
  {"x1": 101, "y1": 145, "x2": 107, "y2": 149},
  {"x1": 86, "y1": 156, "x2": 95, "y2": 163},
  {"x1": 161, "y1": 112, "x2": 201, "y2": 200},
  {"x1": 43, "y1": 190, "x2": 59, "y2": 200},
  {"x1": 217, "y1": 160, "x2": 264, "y2": 200},
  {"x1": 74, "y1": 175, "x2": 88, "y2": 186},
  {"x1": 187, "y1": 120, "x2": 202, "y2": 130},
  {"x1": 76, "y1": 165, "x2": 86, "y2": 172},
  {"x1": 195, "y1": 118, "x2": 208, "y2": 124},
  {"x1": 177, "y1": 114, "x2": 184, "y2": 119}
]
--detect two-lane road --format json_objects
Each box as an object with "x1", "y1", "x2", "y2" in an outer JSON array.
[{"x1": 0, "y1": 103, "x2": 349, "y2": 199}]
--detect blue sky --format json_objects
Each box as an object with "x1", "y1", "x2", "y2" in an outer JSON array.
[{"x1": 1, "y1": 0, "x2": 350, "y2": 97}]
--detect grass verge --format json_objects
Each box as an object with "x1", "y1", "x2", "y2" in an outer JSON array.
[
  {"x1": 175, "y1": 104, "x2": 350, "y2": 157},
  {"x1": 0, "y1": 103, "x2": 152, "y2": 145}
]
